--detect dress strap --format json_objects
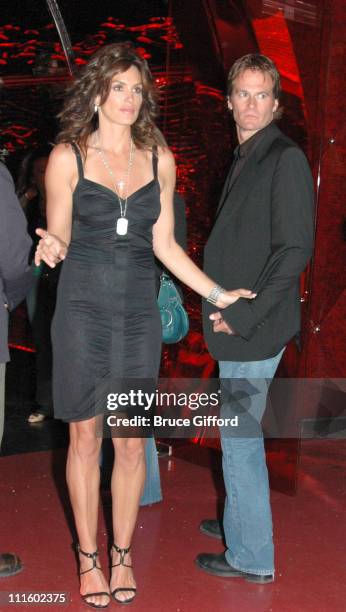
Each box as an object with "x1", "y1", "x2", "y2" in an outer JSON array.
[
  {"x1": 152, "y1": 145, "x2": 158, "y2": 181},
  {"x1": 71, "y1": 142, "x2": 84, "y2": 180}
]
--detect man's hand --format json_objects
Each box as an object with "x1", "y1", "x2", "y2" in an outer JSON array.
[
  {"x1": 209, "y1": 311, "x2": 237, "y2": 335},
  {"x1": 34, "y1": 228, "x2": 67, "y2": 268}
]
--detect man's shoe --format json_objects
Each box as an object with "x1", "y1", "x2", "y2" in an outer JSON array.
[
  {"x1": 0, "y1": 553, "x2": 23, "y2": 578},
  {"x1": 199, "y1": 519, "x2": 223, "y2": 540},
  {"x1": 195, "y1": 552, "x2": 274, "y2": 583}
]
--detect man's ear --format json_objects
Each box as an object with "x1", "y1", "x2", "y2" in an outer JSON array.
[
  {"x1": 273, "y1": 98, "x2": 279, "y2": 113},
  {"x1": 227, "y1": 97, "x2": 233, "y2": 111}
]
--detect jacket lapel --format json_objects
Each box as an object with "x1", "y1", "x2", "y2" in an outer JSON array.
[
  {"x1": 215, "y1": 164, "x2": 234, "y2": 216},
  {"x1": 214, "y1": 123, "x2": 283, "y2": 224},
  {"x1": 215, "y1": 155, "x2": 259, "y2": 223}
]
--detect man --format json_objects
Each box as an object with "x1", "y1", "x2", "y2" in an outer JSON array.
[
  {"x1": 196, "y1": 54, "x2": 314, "y2": 582},
  {"x1": 0, "y1": 161, "x2": 33, "y2": 577}
]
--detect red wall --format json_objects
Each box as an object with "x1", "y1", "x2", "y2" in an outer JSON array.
[{"x1": 302, "y1": 0, "x2": 346, "y2": 377}]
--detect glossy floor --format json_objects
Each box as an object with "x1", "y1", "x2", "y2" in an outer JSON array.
[{"x1": 0, "y1": 437, "x2": 345, "y2": 611}]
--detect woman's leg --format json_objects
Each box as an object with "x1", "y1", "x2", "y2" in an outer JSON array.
[
  {"x1": 67, "y1": 417, "x2": 110, "y2": 607},
  {"x1": 110, "y1": 436, "x2": 146, "y2": 602}
]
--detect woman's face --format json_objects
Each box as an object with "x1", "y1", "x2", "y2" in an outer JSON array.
[{"x1": 96, "y1": 65, "x2": 144, "y2": 127}]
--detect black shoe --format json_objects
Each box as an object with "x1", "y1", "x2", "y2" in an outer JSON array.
[
  {"x1": 195, "y1": 552, "x2": 274, "y2": 583},
  {"x1": 199, "y1": 519, "x2": 223, "y2": 540},
  {"x1": 77, "y1": 545, "x2": 110, "y2": 609},
  {"x1": 110, "y1": 543, "x2": 137, "y2": 605},
  {"x1": 0, "y1": 553, "x2": 23, "y2": 578}
]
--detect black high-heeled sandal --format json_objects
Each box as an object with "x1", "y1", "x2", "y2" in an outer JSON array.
[
  {"x1": 110, "y1": 543, "x2": 137, "y2": 605},
  {"x1": 77, "y1": 545, "x2": 110, "y2": 609}
]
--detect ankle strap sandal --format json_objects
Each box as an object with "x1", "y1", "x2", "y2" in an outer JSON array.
[
  {"x1": 111, "y1": 543, "x2": 137, "y2": 605},
  {"x1": 77, "y1": 545, "x2": 110, "y2": 609}
]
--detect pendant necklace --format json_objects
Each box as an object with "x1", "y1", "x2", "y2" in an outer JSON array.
[{"x1": 96, "y1": 138, "x2": 135, "y2": 236}]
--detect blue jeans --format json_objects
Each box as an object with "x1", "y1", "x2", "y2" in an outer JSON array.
[
  {"x1": 99, "y1": 436, "x2": 162, "y2": 506},
  {"x1": 218, "y1": 349, "x2": 284, "y2": 576},
  {"x1": 140, "y1": 436, "x2": 162, "y2": 506}
]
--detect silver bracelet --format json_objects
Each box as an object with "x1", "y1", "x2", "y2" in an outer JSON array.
[{"x1": 206, "y1": 285, "x2": 226, "y2": 305}]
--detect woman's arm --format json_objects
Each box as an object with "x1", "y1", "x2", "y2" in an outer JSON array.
[
  {"x1": 35, "y1": 144, "x2": 75, "y2": 267},
  {"x1": 153, "y1": 148, "x2": 255, "y2": 309}
]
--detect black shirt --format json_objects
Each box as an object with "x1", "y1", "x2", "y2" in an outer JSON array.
[
  {"x1": 226, "y1": 123, "x2": 270, "y2": 194},
  {"x1": 221, "y1": 123, "x2": 272, "y2": 335}
]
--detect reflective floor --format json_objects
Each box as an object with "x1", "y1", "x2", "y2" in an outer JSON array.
[{"x1": 1, "y1": 351, "x2": 345, "y2": 611}]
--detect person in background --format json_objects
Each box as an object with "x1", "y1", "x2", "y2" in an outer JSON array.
[
  {"x1": 17, "y1": 146, "x2": 57, "y2": 423},
  {"x1": 140, "y1": 190, "x2": 188, "y2": 506},
  {"x1": 0, "y1": 161, "x2": 32, "y2": 577}
]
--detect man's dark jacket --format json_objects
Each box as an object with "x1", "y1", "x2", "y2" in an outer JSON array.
[
  {"x1": 0, "y1": 163, "x2": 32, "y2": 363},
  {"x1": 203, "y1": 122, "x2": 314, "y2": 361}
]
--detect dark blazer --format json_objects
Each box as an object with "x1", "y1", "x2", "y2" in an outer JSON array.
[
  {"x1": 203, "y1": 122, "x2": 314, "y2": 361},
  {"x1": 0, "y1": 163, "x2": 32, "y2": 363}
]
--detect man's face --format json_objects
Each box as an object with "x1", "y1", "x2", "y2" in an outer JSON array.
[{"x1": 228, "y1": 69, "x2": 279, "y2": 139}]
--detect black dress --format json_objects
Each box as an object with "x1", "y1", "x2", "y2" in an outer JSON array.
[{"x1": 52, "y1": 145, "x2": 162, "y2": 422}]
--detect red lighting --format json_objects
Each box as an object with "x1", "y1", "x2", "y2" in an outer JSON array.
[{"x1": 9, "y1": 343, "x2": 35, "y2": 353}]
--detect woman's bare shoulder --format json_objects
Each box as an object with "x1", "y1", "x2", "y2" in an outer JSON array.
[
  {"x1": 157, "y1": 146, "x2": 175, "y2": 172},
  {"x1": 47, "y1": 143, "x2": 79, "y2": 184},
  {"x1": 49, "y1": 142, "x2": 76, "y2": 165}
]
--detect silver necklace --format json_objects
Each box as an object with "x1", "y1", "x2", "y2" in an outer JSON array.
[{"x1": 96, "y1": 139, "x2": 134, "y2": 236}]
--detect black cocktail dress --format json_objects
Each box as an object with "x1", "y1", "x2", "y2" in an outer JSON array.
[{"x1": 52, "y1": 145, "x2": 162, "y2": 422}]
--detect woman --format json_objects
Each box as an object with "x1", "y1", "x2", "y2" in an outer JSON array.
[
  {"x1": 17, "y1": 146, "x2": 59, "y2": 423},
  {"x1": 35, "y1": 43, "x2": 255, "y2": 608},
  {"x1": 17, "y1": 146, "x2": 51, "y2": 324}
]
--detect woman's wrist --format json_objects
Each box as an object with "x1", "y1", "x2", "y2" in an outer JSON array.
[{"x1": 206, "y1": 285, "x2": 226, "y2": 306}]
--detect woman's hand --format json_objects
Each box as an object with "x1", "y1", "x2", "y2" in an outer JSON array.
[
  {"x1": 216, "y1": 288, "x2": 256, "y2": 309},
  {"x1": 34, "y1": 228, "x2": 68, "y2": 268}
]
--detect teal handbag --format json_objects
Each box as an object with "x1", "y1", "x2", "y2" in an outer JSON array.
[{"x1": 158, "y1": 272, "x2": 189, "y2": 344}]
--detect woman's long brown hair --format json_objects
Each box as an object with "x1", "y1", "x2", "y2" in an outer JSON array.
[{"x1": 56, "y1": 43, "x2": 166, "y2": 156}]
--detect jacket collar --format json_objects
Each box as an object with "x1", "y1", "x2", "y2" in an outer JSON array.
[
  {"x1": 235, "y1": 124, "x2": 267, "y2": 160},
  {"x1": 252, "y1": 121, "x2": 282, "y2": 163},
  {"x1": 215, "y1": 122, "x2": 283, "y2": 220}
]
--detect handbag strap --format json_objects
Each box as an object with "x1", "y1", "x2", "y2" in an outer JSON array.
[
  {"x1": 158, "y1": 272, "x2": 183, "y2": 304},
  {"x1": 160, "y1": 271, "x2": 170, "y2": 281}
]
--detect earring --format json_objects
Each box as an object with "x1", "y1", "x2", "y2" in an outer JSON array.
[{"x1": 94, "y1": 104, "x2": 98, "y2": 114}]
